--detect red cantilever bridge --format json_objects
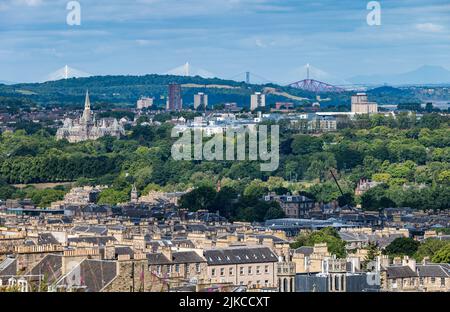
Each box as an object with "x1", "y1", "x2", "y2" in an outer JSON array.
[{"x1": 288, "y1": 79, "x2": 346, "y2": 93}]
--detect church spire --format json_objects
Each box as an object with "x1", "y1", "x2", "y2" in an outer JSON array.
[
  {"x1": 85, "y1": 90, "x2": 91, "y2": 111},
  {"x1": 131, "y1": 184, "x2": 138, "y2": 204},
  {"x1": 82, "y1": 90, "x2": 92, "y2": 123}
]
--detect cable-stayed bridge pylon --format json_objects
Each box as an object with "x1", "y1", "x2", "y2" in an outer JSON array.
[
  {"x1": 165, "y1": 62, "x2": 216, "y2": 78},
  {"x1": 43, "y1": 65, "x2": 92, "y2": 82}
]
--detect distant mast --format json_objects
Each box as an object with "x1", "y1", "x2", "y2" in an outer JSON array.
[
  {"x1": 64, "y1": 65, "x2": 69, "y2": 79},
  {"x1": 185, "y1": 62, "x2": 190, "y2": 76}
]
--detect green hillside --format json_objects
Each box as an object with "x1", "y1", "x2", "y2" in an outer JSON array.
[{"x1": 0, "y1": 74, "x2": 345, "y2": 109}]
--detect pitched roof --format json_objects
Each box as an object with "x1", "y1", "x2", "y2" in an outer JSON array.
[
  {"x1": 339, "y1": 232, "x2": 369, "y2": 242},
  {"x1": 30, "y1": 254, "x2": 63, "y2": 283},
  {"x1": 0, "y1": 257, "x2": 16, "y2": 277},
  {"x1": 386, "y1": 266, "x2": 417, "y2": 279},
  {"x1": 146, "y1": 253, "x2": 171, "y2": 265},
  {"x1": 250, "y1": 234, "x2": 289, "y2": 244},
  {"x1": 38, "y1": 233, "x2": 59, "y2": 245},
  {"x1": 71, "y1": 225, "x2": 108, "y2": 235},
  {"x1": 204, "y1": 247, "x2": 278, "y2": 265},
  {"x1": 114, "y1": 246, "x2": 134, "y2": 257},
  {"x1": 294, "y1": 246, "x2": 314, "y2": 256},
  {"x1": 417, "y1": 264, "x2": 450, "y2": 278},
  {"x1": 56, "y1": 259, "x2": 117, "y2": 292},
  {"x1": 68, "y1": 236, "x2": 117, "y2": 246},
  {"x1": 171, "y1": 251, "x2": 206, "y2": 264}
]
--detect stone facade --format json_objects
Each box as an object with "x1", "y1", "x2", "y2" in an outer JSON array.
[
  {"x1": 103, "y1": 257, "x2": 168, "y2": 292},
  {"x1": 56, "y1": 91, "x2": 125, "y2": 143},
  {"x1": 204, "y1": 246, "x2": 279, "y2": 290}
]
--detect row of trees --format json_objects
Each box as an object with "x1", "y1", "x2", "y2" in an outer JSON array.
[
  {"x1": 384, "y1": 237, "x2": 450, "y2": 263},
  {"x1": 290, "y1": 227, "x2": 347, "y2": 258},
  {"x1": 178, "y1": 185, "x2": 285, "y2": 222}
]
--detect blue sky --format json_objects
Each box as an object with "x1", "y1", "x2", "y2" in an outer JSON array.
[{"x1": 0, "y1": 0, "x2": 449, "y2": 83}]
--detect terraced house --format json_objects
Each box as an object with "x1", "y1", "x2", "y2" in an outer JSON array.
[{"x1": 204, "y1": 246, "x2": 279, "y2": 290}]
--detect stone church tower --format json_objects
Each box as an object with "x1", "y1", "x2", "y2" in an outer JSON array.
[
  {"x1": 56, "y1": 90, "x2": 125, "y2": 143},
  {"x1": 130, "y1": 184, "x2": 138, "y2": 204},
  {"x1": 82, "y1": 90, "x2": 93, "y2": 124}
]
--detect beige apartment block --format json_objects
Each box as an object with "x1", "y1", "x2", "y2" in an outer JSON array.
[
  {"x1": 204, "y1": 246, "x2": 278, "y2": 290},
  {"x1": 351, "y1": 93, "x2": 378, "y2": 114},
  {"x1": 292, "y1": 243, "x2": 331, "y2": 274}
]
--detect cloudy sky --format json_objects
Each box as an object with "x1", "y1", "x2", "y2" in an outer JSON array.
[{"x1": 0, "y1": 0, "x2": 449, "y2": 83}]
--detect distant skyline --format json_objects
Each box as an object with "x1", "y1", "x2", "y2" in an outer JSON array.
[{"x1": 1, "y1": 0, "x2": 450, "y2": 84}]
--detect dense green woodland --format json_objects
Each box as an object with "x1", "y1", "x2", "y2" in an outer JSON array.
[
  {"x1": 0, "y1": 75, "x2": 314, "y2": 108},
  {"x1": 0, "y1": 113, "x2": 449, "y2": 218}
]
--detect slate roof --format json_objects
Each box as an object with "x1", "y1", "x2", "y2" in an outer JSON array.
[
  {"x1": 173, "y1": 224, "x2": 186, "y2": 232},
  {"x1": 38, "y1": 233, "x2": 59, "y2": 245},
  {"x1": 71, "y1": 225, "x2": 108, "y2": 235},
  {"x1": 385, "y1": 266, "x2": 418, "y2": 279},
  {"x1": 68, "y1": 236, "x2": 117, "y2": 246},
  {"x1": 416, "y1": 264, "x2": 450, "y2": 278},
  {"x1": 0, "y1": 257, "x2": 16, "y2": 277},
  {"x1": 204, "y1": 247, "x2": 278, "y2": 265},
  {"x1": 146, "y1": 253, "x2": 171, "y2": 265},
  {"x1": 30, "y1": 254, "x2": 63, "y2": 283},
  {"x1": 294, "y1": 246, "x2": 314, "y2": 256},
  {"x1": 186, "y1": 224, "x2": 208, "y2": 233},
  {"x1": 56, "y1": 259, "x2": 117, "y2": 292},
  {"x1": 146, "y1": 239, "x2": 195, "y2": 252},
  {"x1": 114, "y1": 246, "x2": 134, "y2": 257},
  {"x1": 146, "y1": 251, "x2": 205, "y2": 265},
  {"x1": 370, "y1": 234, "x2": 404, "y2": 249},
  {"x1": 250, "y1": 234, "x2": 289, "y2": 244},
  {"x1": 171, "y1": 251, "x2": 206, "y2": 264},
  {"x1": 171, "y1": 239, "x2": 195, "y2": 249},
  {"x1": 339, "y1": 232, "x2": 369, "y2": 242},
  {"x1": 24, "y1": 239, "x2": 36, "y2": 246}
]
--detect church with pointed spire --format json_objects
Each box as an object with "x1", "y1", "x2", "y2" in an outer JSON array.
[{"x1": 56, "y1": 91, "x2": 125, "y2": 143}]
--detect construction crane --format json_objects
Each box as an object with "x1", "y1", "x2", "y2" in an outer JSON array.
[{"x1": 329, "y1": 170, "x2": 356, "y2": 212}]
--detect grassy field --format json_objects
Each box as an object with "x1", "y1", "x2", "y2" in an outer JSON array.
[{"x1": 13, "y1": 182, "x2": 73, "y2": 190}]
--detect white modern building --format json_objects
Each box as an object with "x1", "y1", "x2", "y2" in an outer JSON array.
[{"x1": 137, "y1": 97, "x2": 154, "y2": 110}]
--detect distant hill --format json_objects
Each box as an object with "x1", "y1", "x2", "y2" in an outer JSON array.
[
  {"x1": 0, "y1": 74, "x2": 322, "y2": 108},
  {"x1": 0, "y1": 80, "x2": 17, "y2": 85},
  {"x1": 349, "y1": 65, "x2": 450, "y2": 85},
  {"x1": 0, "y1": 73, "x2": 431, "y2": 109},
  {"x1": 366, "y1": 86, "x2": 420, "y2": 105}
]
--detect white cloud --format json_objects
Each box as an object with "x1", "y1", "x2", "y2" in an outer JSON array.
[
  {"x1": 415, "y1": 23, "x2": 444, "y2": 33},
  {"x1": 135, "y1": 39, "x2": 161, "y2": 46},
  {"x1": 13, "y1": 0, "x2": 43, "y2": 6}
]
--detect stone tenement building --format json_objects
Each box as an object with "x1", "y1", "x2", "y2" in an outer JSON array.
[{"x1": 56, "y1": 91, "x2": 125, "y2": 143}]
